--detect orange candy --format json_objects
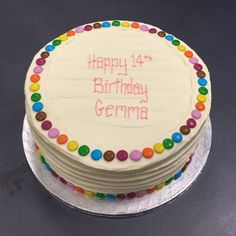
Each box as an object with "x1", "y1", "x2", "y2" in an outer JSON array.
[
  {"x1": 142, "y1": 147, "x2": 154, "y2": 159},
  {"x1": 131, "y1": 22, "x2": 139, "y2": 29},
  {"x1": 195, "y1": 102, "x2": 205, "y2": 111},
  {"x1": 75, "y1": 186, "x2": 84, "y2": 194},
  {"x1": 184, "y1": 50, "x2": 193, "y2": 58},
  {"x1": 30, "y1": 74, "x2": 40, "y2": 82},
  {"x1": 146, "y1": 186, "x2": 156, "y2": 194},
  {"x1": 57, "y1": 134, "x2": 68, "y2": 144},
  {"x1": 67, "y1": 30, "x2": 75, "y2": 36}
]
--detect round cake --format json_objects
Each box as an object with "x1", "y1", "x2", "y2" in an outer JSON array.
[{"x1": 24, "y1": 20, "x2": 211, "y2": 200}]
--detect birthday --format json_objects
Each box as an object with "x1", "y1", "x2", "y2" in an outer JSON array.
[{"x1": 93, "y1": 77, "x2": 149, "y2": 103}]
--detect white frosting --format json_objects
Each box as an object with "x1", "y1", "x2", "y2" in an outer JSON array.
[{"x1": 24, "y1": 21, "x2": 211, "y2": 193}]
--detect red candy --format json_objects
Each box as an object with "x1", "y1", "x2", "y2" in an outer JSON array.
[
  {"x1": 187, "y1": 118, "x2": 197, "y2": 128},
  {"x1": 36, "y1": 58, "x2": 46, "y2": 66},
  {"x1": 194, "y1": 63, "x2": 203, "y2": 71},
  {"x1": 41, "y1": 120, "x2": 52, "y2": 130}
]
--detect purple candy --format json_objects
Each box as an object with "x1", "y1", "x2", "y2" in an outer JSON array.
[
  {"x1": 194, "y1": 63, "x2": 203, "y2": 71},
  {"x1": 117, "y1": 150, "x2": 128, "y2": 161},
  {"x1": 187, "y1": 118, "x2": 197, "y2": 128},
  {"x1": 36, "y1": 58, "x2": 46, "y2": 66},
  {"x1": 41, "y1": 120, "x2": 52, "y2": 130}
]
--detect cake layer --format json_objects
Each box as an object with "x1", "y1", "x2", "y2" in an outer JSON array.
[{"x1": 27, "y1": 106, "x2": 204, "y2": 193}]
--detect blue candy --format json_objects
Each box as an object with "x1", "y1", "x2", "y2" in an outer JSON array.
[
  {"x1": 165, "y1": 35, "x2": 174, "y2": 41},
  {"x1": 32, "y1": 102, "x2": 43, "y2": 112},
  {"x1": 45, "y1": 44, "x2": 55, "y2": 52},
  {"x1": 198, "y1": 78, "x2": 207, "y2": 86},
  {"x1": 102, "y1": 21, "x2": 111, "y2": 28},
  {"x1": 91, "y1": 149, "x2": 102, "y2": 161},
  {"x1": 106, "y1": 194, "x2": 116, "y2": 201},
  {"x1": 172, "y1": 132, "x2": 183, "y2": 143},
  {"x1": 174, "y1": 170, "x2": 182, "y2": 180},
  {"x1": 45, "y1": 163, "x2": 52, "y2": 172}
]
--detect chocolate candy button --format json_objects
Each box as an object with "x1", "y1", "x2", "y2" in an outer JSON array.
[
  {"x1": 36, "y1": 111, "x2": 47, "y2": 121},
  {"x1": 180, "y1": 125, "x2": 190, "y2": 135},
  {"x1": 40, "y1": 51, "x2": 50, "y2": 58},
  {"x1": 103, "y1": 150, "x2": 115, "y2": 162}
]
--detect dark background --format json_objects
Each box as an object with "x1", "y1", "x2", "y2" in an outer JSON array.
[{"x1": 0, "y1": 0, "x2": 235, "y2": 235}]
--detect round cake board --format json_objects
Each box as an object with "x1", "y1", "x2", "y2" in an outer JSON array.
[{"x1": 22, "y1": 116, "x2": 212, "y2": 217}]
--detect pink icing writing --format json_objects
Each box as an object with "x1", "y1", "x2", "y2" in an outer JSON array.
[
  {"x1": 93, "y1": 77, "x2": 148, "y2": 103},
  {"x1": 95, "y1": 98, "x2": 148, "y2": 120},
  {"x1": 88, "y1": 53, "x2": 127, "y2": 76}
]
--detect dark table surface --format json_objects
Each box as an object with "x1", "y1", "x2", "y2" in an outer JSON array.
[{"x1": 0, "y1": 0, "x2": 235, "y2": 235}]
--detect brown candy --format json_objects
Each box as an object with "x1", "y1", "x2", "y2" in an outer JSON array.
[
  {"x1": 103, "y1": 150, "x2": 115, "y2": 162},
  {"x1": 197, "y1": 71, "x2": 206, "y2": 78},
  {"x1": 40, "y1": 51, "x2": 50, "y2": 58},
  {"x1": 93, "y1": 22, "x2": 102, "y2": 29},
  {"x1": 51, "y1": 170, "x2": 59, "y2": 178},
  {"x1": 157, "y1": 31, "x2": 166, "y2": 37},
  {"x1": 180, "y1": 125, "x2": 190, "y2": 135},
  {"x1": 36, "y1": 111, "x2": 47, "y2": 121}
]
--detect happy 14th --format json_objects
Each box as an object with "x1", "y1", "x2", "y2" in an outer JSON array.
[{"x1": 87, "y1": 53, "x2": 153, "y2": 76}]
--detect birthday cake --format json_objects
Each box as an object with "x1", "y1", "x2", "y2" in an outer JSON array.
[{"x1": 24, "y1": 20, "x2": 211, "y2": 200}]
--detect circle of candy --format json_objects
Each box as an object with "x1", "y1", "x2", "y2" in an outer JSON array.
[
  {"x1": 29, "y1": 21, "x2": 209, "y2": 162},
  {"x1": 35, "y1": 144, "x2": 194, "y2": 200}
]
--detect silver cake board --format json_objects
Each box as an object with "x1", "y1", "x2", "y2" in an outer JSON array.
[{"x1": 22, "y1": 116, "x2": 212, "y2": 217}]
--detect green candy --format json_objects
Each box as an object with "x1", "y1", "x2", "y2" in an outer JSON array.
[
  {"x1": 78, "y1": 145, "x2": 90, "y2": 156},
  {"x1": 31, "y1": 93, "x2": 41, "y2": 102},
  {"x1": 112, "y1": 20, "x2": 121, "y2": 26},
  {"x1": 198, "y1": 87, "x2": 208, "y2": 95},
  {"x1": 165, "y1": 177, "x2": 173, "y2": 185},
  {"x1": 52, "y1": 39, "x2": 61, "y2": 46},
  {"x1": 163, "y1": 138, "x2": 174, "y2": 149},
  {"x1": 41, "y1": 155, "x2": 46, "y2": 164},
  {"x1": 95, "y1": 193, "x2": 105, "y2": 199},
  {"x1": 172, "y1": 39, "x2": 180, "y2": 46}
]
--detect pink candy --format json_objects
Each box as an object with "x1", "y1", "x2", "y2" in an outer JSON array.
[
  {"x1": 75, "y1": 26, "x2": 84, "y2": 33},
  {"x1": 48, "y1": 128, "x2": 59, "y2": 138},
  {"x1": 191, "y1": 110, "x2": 201, "y2": 119},
  {"x1": 140, "y1": 24, "x2": 149, "y2": 31},
  {"x1": 189, "y1": 57, "x2": 198, "y2": 64},
  {"x1": 130, "y1": 150, "x2": 142, "y2": 161},
  {"x1": 33, "y1": 66, "x2": 43, "y2": 74}
]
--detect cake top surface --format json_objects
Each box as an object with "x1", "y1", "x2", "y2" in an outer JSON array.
[{"x1": 25, "y1": 20, "x2": 211, "y2": 170}]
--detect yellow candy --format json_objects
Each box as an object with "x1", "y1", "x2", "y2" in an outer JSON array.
[
  {"x1": 121, "y1": 21, "x2": 130, "y2": 27},
  {"x1": 36, "y1": 149, "x2": 42, "y2": 157},
  {"x1": 156, "y1": 182, "x2": 165, "y2": 190},
  {"x1": 30, "y1": 83, "x2": 40, "y2": 92},
  {"x1": 59, "y1": 34, "x2": 68, "y2": 41},
  {"x1": 153, "y1": 143, "x2": 164, "y2": 153},
  {"x1": 197, "y1": 94, "x2": 206, "y2": 103},
  {"x1": 67, "y1": 140, "x2": 79, "y2": 151},
  {"x1": 85, "y1": 191, "x2": 94, "y2": 198},
  {"x1": 178, "y1": 45, "x2": 186, "y2": 52}
]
